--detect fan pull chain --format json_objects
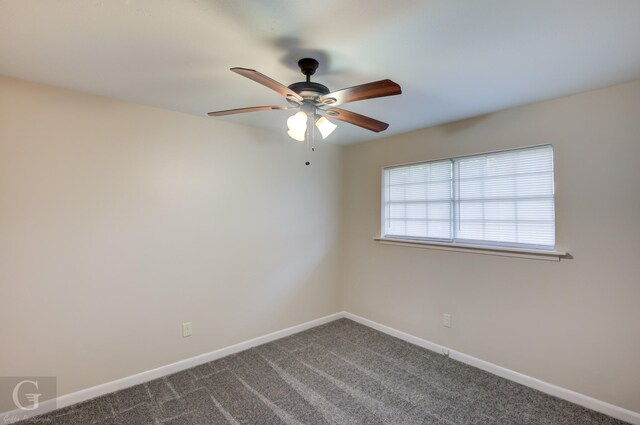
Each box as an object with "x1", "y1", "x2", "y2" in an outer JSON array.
[
  {"x1": 304, "y1": 107, "x2": 316, "y2": 166},
  {"x1": 305, "y1": 124, "x2": 315, "y2": 165}
]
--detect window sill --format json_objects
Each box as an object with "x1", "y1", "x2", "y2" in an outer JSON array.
[{"x1": 373, "y1": 237, "x2": 568, "y2": 261}]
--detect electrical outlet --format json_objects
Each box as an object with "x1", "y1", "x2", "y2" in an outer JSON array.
[
  {"x1": 182, "y1": 322, "x2": 193, "y2": 338},
  {"x1": 443, "y1": 313, "x2": 452, "y2": 328}
]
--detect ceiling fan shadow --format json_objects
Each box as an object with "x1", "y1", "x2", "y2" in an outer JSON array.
[{"x1": 270, "y1": 36, "x2": 349, "y2": 77}]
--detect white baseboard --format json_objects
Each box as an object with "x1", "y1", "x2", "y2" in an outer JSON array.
[
  {"x1": 0, "y1": 312, "x2": 343, "y2": 423},
  {"x1": 343, "y1": 311, "x2": 640, "y2": 425},
  {"x1": 3, "y1": 310, "x2": 639, "y2": 425}
]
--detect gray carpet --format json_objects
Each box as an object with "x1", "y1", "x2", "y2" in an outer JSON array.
[{"x1": 16, "y1": 318, "x2": 627, "y2": 424}]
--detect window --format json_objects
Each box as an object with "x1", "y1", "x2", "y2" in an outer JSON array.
[{"x1": 382, "y1": 145, "x2": 555, "y2": 250}]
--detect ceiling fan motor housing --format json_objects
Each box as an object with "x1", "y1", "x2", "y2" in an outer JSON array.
[
  {"x1": 287, "y1": 58, "x2": 331, "y2": 103},
  {"x1": 288, "y1": 81, "x2": 330, "y2": 102}
]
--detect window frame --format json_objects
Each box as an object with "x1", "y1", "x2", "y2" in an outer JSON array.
[{"x1": 380, "y1": 144, "x2": 557, "y2": 253}]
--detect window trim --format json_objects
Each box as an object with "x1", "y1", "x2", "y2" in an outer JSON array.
[
  {"x1": 380, "y1": 144, "x2": 561, "y2": 256},
  {"x1": 374, "y1": 236, "x2": 566, "y2": 261}
]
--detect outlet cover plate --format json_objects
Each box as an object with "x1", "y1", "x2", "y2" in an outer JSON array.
[
  {"x1": 443, "y1": 314, "x2": 452, "y2": 328},
  {"x1": 182, "y1": 322, "x2": 193, "y2": 337}
]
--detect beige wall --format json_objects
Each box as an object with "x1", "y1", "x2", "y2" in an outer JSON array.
[
  {"x1": 342, "y1": 80, "x2": 640, "y2": 412},
  {"x1": 0, "y1": 76, "x2": 342, "y2": 403},
  {"x1": 2, "y1": 74, "x2": 639, "y2": 414}
]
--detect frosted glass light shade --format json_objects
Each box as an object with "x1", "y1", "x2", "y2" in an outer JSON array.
[
  {"x1": 287, "y1": 111, "x2": 307, "y2": 133},
  {"x1": 287, "y1": 129, "x2": 305, "y2": 142},
  {"x1": 315, "y1": 117, "x2": 337, "y2": 139}
]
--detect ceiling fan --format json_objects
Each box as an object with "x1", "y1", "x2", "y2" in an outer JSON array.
[{"x1": 207, "y1": 58, "x2": 402, "y2": 145}]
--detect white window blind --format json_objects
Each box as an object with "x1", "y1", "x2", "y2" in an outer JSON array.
[
  {"x1": 383, "y1": 160, "x2": 453, "y2": 240},
  {"x1": 383, "y1": 145, "x2": 555, "y2": 250}
]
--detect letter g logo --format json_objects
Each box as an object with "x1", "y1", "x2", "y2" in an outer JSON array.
[{"x1": 12, "y1": 380, "x2": 41, "y2": 410}]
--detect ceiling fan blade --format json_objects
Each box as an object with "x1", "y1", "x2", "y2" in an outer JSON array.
[
  {"x1": 231, "y1": 67, "x2": 304, "y2": 103},
  {"x1": 318, "y1": 79, "x2": 401, "y2": 107},
  {"x1": 324, "y1": 108, "x2": 389, "y2": 132},
  {"x1": 207, "y1": 105, "x2": 294, "y2": 116}
]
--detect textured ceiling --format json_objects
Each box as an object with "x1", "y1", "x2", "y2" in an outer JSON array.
[{"x1": 1, "y1": 0, "x2": 640, "y2": 145}]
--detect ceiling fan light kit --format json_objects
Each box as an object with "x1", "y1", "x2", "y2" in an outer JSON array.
[
  {"x1": 316, "y1": 116, "x2": 337, "y2": 139},
  {"x1": 208, "y1": 58, "x2": 401, "y2": 164},
  {"x1": 287, "y1": 111, "x2": 307, "y2": 142}
]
